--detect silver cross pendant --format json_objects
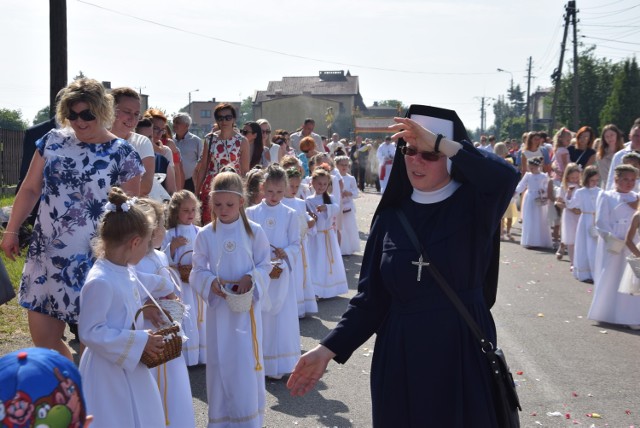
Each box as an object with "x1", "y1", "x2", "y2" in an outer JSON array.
[{"x1": 411, "y1": 255, "x2": 430, "y2": 282}]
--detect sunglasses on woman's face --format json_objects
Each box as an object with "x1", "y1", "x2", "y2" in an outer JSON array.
[
  {"x1": 66, "y1": 109, "x2": 96, "y2": 122},
  {"x1": 216, "y1": 115, "x2": 234, "y2": 122},
  {"x1": 401, "y1": 145, "x2": 441, "y2": 162},
  {"x1": 240, "y1": 129, "x2": 254, "y2": 135}
]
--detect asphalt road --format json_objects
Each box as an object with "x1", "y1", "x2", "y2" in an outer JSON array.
[
  {"x1": 224, "y1": 188, "x2": 639, "y2": 428},
  {"x1": 4, "y1": 188, "x2": 639, "y2": 427}
]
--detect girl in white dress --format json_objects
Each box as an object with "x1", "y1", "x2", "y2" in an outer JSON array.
[
  {"x1": 620, "y1": 203, "x2": 640, "y2": 298},
  {"x1": 135, "y1": 198, "x2": 195, "y2": 428},
  {"x1": 306, "y1": 167, "x2": 349, "y2": 298},
  {"x1": 190, "y1": 171, "x2": 272, "y2": 428},
  {"x1": 335, "y1": 155, "x2": 361, "y2": 255},
  {"x1": 312, "y1": 153, "x2": 344, "y2": 245},
  {"x1": 568, "y1": 166, "x2": 601, "y2": 282},
  {"x1": 556, "y1": 163, "x2": 582, "y2": 267},
  {"x1": 162, "y1": 190, "x2": 205, "y2": 366},
  {"x1": 246, "y1": 164, "x2": 301, "y2": 379},
  {"x1": 588, "y1": 165, "x2": 640, "y2": 329},
  {"x1": 79, "y1": 188, "x2": 165, "y2": 428},
  {"x1": 515, "y1": 157, "x2": 553, "y2": 249},
  {"x1": 282, "y1": 166, "x2": 318, "y2": 318}
]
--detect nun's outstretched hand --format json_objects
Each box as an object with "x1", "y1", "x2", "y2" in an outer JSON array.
[{"x1": 287, "y1": 344, "x2": 336, "y2": 396}]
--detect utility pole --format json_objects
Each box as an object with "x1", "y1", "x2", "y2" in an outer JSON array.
[
  {"x1": 525, "y1": 57, "x2": 533, "y2": 131},
  {"x1": 571, "y1": 0, "x2": 580, "y2": 129},
  {"x1": 549, "y1": 1, "x2": 577, "y2": 135},
  {"x1": 50, "y1": 0, "x2": 67, "y2": 117},
  {"x1": 480, "y1": 97, "x2": 486, "y2": 135}
]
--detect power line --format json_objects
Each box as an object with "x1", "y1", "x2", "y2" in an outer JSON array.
[
  {"x1": 579, "y1": 3, "x2": 640, "y2": 17},
  {"x1": 582, "y1": 35, "x2": 640, "y2": 45},
  {"x1": 76, "y1": 0, "x2": 496, "y2": 77},
  {"x1": 580, "y1": 0, "x2": 628, "y2": 10}
]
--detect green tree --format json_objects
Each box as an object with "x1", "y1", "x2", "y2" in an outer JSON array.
[
  {"x1": 240, "y1": 96, "x2": 254, "y2": 122},
  {"x1": 492, "y1": 96, "x2": 511, "y2": 140},
  {"x1": 556, "y1": 46, "x2": 618, "y2": 133},
  {"x1": 33, "y1": 106, "x2": 51, "y2": 125},
  {"x1": 374, "y1": 100, "x2": 408, "y2": 114},
  {"x1": 72, "y1": 70, "x2": 86, "y2": 81},
  {"x1": 600, "y1": 58, "x2": 640, "y2": 132},
  {"x1": 0, "y1": 108, "x2": 28, "y2": 130},
  {"x1": 507, "y1": 84, "x2": 526, "y2": 117}
]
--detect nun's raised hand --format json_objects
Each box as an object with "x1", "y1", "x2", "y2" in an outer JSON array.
[{"x1": 388, "y1": 117, "x2": 436, "y2": 151}]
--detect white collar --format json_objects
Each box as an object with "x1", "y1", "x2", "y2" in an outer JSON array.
[{"x1": 411, "y1": 179, "x2": 461, "y2": 204}]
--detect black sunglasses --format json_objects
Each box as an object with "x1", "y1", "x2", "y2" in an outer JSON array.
[
  {"x1": 66, "y1": 109, "x2": 96, "y2": 122},
  {"x1": 240, "y1": 129, "x2": 254, "y2": 136},
  {"x1": 215, "y1": 114, "x2": 234, "y2": 122},
  {"x1": 401, "y1": 145, "x2": 441, "y2": 162}
]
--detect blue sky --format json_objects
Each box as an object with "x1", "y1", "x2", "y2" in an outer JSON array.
[{"x1": 2, "y1": 0, "x2": 638, "y2": 131}]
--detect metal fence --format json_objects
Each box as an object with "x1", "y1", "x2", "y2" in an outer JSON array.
[{"x1": 0, "y1": 128, "x2": 25, "y2": 190}]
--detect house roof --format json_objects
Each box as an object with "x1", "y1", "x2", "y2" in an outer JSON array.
[{"x1": 254, "y1": 71, "x2": 360, "y2": 103}]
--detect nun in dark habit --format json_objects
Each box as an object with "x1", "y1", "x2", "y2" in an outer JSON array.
[{"x1": 287, "y1": 106, "x2": 519, "y2": 427}]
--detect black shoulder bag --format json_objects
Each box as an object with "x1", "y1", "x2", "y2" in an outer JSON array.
[{"x1": 396, "y1": 208, "x2": 521, "y2": 428}]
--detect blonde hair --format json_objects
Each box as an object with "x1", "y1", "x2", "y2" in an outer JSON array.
[
  {"x1": 244, "y1": 167, "x2": 265, "y2": 207},
  {"x1": 493, "y1": 142, "x2": 508, "y2": 158},
  {"x1": 580, "y1": 165, "x2": 599, "y2": 187},
  {"x1": 210, "y1": 171, "x2": 253, "y2": 237},
  {"x1": 134, "y1": 198, "x2": 165, "y2": 251},
  {"x1": 561, "y1": 163, "x2": 582, "y2": 190},
  {"x1": 57, "y1": 78, "x2": 114, "y2": 128},
  {"x1": 92, "y1": 187, "x2": 152, "y2": 258},
  {"x1": 263, "y1": 163, "x2": 288, "y2": 186},
  {"x1": 311, "y1": 167, "x2": 333, "y2": 205},
  {"x1": 167, "y1": 190, "x2": 201, "y2": 228},
  {"x1": 614, "y1": 164, "x2": 639, "y2": 178}
]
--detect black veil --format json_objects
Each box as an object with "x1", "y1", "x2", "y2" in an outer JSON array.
[{"x1": 372, "y1": 105, "x2": 500, "y2": 309}]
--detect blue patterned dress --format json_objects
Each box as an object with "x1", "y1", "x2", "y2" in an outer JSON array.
[{"x1": 19, "y1": 128, "x2": 144, "y2": 323}]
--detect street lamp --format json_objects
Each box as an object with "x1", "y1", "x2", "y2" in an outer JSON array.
[
  {"x1": 497, "y1": 69, "x2": 514, "y2": 138},
  {"x1": 188, "y1": 89, "x2": 199, "y2": 117},
  {"x1": 496, "y1": 68, "x2": 513, "y2": 91}
]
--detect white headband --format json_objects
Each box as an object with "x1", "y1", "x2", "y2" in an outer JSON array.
[{"x1": 211, "y1": 190, "x2": 243, "y2": 197}]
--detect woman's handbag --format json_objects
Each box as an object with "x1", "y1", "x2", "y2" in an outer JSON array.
[
  {"x1": 396, "y1": 209, "x2": 522, "y2": 427},
  {"x1": 0, "y1": 257, "x2": 16, "y2": 306}
]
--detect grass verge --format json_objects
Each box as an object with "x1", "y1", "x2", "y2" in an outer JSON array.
[{"x1": 0, "y1": 194, "x2": 30, "y2": 343}]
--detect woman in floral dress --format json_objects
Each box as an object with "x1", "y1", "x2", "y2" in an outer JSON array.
[
  {"x1": 194, "y1": 103, "x2": 250, "y2": 223},
  {"x1": 0, "y1": 78, "x2": 144, "y2": 360}
]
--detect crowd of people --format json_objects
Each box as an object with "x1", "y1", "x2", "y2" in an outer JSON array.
[
  {"x1": 3, "y1": 77, "x2": 638, "y2": 427},
  {"x1": 484, "y1": 123, "x2": 640, "y2": 331},
  {"x1": 0, "y1": 78, "x2": 398, "y2": 428}
]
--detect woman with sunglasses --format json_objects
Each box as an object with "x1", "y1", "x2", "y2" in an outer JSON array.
[
  {"x1": 0, "y1": 78, "x2": 144, "y2": 360},
  {"x1": 194, "y1": 103, "x2": 249, "y2": 223},
  {"x1": 241, "y1": 121, "x2": 264, "y2": 169},
  {"x1": 288, "y1": 113, "x2": 520, "y2": 426}
]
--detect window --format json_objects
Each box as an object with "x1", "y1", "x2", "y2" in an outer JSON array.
[{"x1": 200, "y1": 110, "x2": 211, "y2": 118}]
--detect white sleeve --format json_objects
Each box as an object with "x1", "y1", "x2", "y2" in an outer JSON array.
[{"x1": 79, "y1": 278, "x2": 148, "y2": 372}]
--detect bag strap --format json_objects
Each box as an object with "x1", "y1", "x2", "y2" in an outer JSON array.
[{"x1": 395, "y1": 208, "x2": 494, "y2": 353}]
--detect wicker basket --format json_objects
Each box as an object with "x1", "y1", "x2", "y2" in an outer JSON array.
[
  {"x1": 173, "y1": 250, "x2": 193, "y2": 283},
  {"x1": 134, "y1": 305, "x2": 182, "y2": 368},
  {"x1": 221, "y1": 282, "x2": 254, "y2": 313},
  {"x1": 158, "y1": 299, "x2": 186, "y2": 325},
  {"x1": 606, "y1": 235, "x2": 625, "y2": 254},
  {"x1": 627, "y1": 256, "x2": 640, "y2": 279},
  {"x1": 269, "y1": 260, "x2": 283, "y2": 279}
]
